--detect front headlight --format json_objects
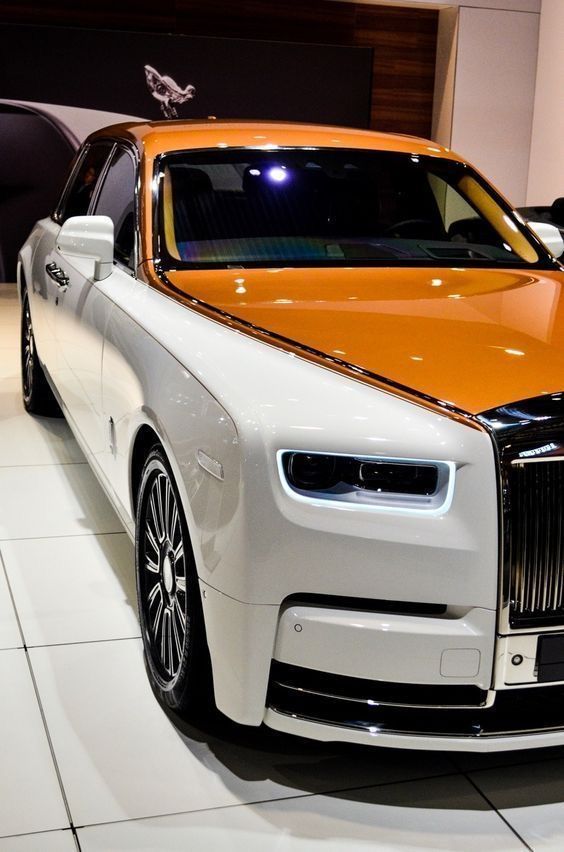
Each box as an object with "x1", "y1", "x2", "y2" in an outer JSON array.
[{"x1": 278, "y1": 450, "x2": 455, "y2": 514}]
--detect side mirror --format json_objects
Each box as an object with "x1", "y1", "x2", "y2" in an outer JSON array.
[
  {"x1": 527, "y1": 221, "x2": 564, "y2": 259},
  {"x1": 57, "y1": 215, "x2": 114, "y2": 280}
]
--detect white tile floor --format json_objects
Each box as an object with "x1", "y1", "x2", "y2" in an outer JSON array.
[{"x1": 2, "y1": 280, "x2": 564, "y2": 850}]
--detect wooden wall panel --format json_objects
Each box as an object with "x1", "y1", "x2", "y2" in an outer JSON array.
[
  {"x1": 0, "y1": 1, "x2": 438, "y2": 138},
  {"x1": 354, "y1": 6, "x2": 438, "y2": 137},
  {"x1": 175, "y1": 0, "x2": 357, "y2": 45}
]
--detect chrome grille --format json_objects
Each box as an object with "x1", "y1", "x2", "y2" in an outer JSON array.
[
  {"x1": 509, "y1": 460, "x2": 564, "y2": 627},
  {"x1": 478, "y1": 391, "x2": 564, "y2": 632}
]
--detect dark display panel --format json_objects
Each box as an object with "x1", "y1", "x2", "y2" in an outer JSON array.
[
  {"x1": 0, "y1": 24, "x2": 372, "y2": 126},
  {"x1": 0, "y1": 23, "x2": 372, "y2": 279}
]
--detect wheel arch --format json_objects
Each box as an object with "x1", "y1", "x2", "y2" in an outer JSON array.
[
  {"x1": 128, "y1": 415, "x2": 202, "y2": 560},
  {"x1": 130, "y1": 422, "x2": 161, "y2": 518}
]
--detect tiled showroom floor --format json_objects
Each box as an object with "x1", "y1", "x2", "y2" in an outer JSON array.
[{"x1": 2, "y1": 280, "x2": 564, "y2": 851}]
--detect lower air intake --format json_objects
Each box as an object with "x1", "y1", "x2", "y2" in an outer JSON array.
[{"x1": 267, "y1": 662, "x2": 564, "y2": 738}]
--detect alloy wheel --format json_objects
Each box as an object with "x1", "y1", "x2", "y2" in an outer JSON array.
[{"x1": 140, "y1": 469, "x2": 187, "y2": 681}]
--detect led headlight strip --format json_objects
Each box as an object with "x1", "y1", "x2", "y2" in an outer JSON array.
[{"x1": 277, "y1": 450, "x2": 456, "y2": 515}]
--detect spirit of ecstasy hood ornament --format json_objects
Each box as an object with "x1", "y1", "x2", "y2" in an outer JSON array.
[{"x1": 144, "y1": 65, "x2": 196, "y2": 119}]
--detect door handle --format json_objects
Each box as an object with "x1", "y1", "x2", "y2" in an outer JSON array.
[{"x1": 46, "y1": 262, "x2": 70, "y2": 289}]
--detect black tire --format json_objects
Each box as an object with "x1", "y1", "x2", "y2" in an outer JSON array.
[
  {"x1": 20, "y1": 289, "x2": 62, "y2": 416},
  {"x1": 135, "y1": 446, "x2": 214, "y2": 718}
]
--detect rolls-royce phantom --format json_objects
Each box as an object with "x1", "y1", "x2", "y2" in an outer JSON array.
[{"x1": 18, "y1": 119, "x2": 564, "y2": 751}]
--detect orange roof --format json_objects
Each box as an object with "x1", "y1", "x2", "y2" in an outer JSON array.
[{"x1": 91, "y1": 119, "x2": 460, "y2": 161}]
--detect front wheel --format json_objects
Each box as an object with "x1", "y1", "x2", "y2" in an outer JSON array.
[{"x1": 135, "y1": 446, "x2": 214, "y2": 717}]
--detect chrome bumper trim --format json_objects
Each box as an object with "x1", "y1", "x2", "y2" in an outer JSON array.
[{"x1": 268, "y1": 706, "x2": 564, "y2": 740}]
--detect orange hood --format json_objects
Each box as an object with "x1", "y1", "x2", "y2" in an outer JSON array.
[{"x1": 165, "y1": 265, "x2": 564, "y2": 415}]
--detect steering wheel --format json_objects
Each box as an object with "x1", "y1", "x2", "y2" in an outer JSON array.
[{"x1": 382, "y1": 218, "x2": 437, "y2": 238}]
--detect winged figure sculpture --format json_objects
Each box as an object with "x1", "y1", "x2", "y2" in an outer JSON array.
[{"x1": 144, "y1": 64, "x2": 196, "y2": 119}]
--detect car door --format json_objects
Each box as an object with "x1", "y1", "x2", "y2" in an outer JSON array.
[
  {"x1": 54, "y1": 142, "x2": 137, "y2": 462},
  {"x1": 27, "y1": 144, "x2": 92, "y2": 374},
  {"x1": 39, "y1": 141, "x2": 114, "y2": 408}
]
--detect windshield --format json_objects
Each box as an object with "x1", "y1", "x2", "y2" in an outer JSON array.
[{"x1": 158, "y1": 148, "x2": 551, "y2": 270}]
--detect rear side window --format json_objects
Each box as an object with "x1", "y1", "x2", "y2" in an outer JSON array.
[
  {"x1": 92, "y1": 147, "x2": 137, "y2": 270},
  {"x1": 59, "y1": 142, "x2": 114, "y2": 222}
]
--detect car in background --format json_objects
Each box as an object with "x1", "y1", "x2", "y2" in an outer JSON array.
[
  {"x1": 0, "y1": 102, "x2": 76, "y2": 282},
  {"x1": 18, "y1": 119, "x2": 564, "y2": 751},
  {"x1": 518, "y1": 197, "x2": 564, "y2": 259},
  {"x1": 0, "y1": 100, "x2": 142, "y2": 281}
]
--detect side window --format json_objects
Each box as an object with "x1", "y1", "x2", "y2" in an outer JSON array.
[
  {"x1": 92, "y1": 147, "x2": 136, "y2": 270},
  {"x1": 59, "y1": 143, "x2": 114, "y2": 222}
]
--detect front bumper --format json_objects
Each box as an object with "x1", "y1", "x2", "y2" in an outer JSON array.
[
  {"x1": 200, "y1": 581, "x2": 564, "y2": 750},
  {"x1": 266, "y1": 660, "x2": 564, "y2": 750},
  {"x1": 274, "y1": 601, "x2": 495, "y2": 690}
]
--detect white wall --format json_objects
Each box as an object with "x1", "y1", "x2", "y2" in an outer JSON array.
[
  {"x1": 446, "y1": 6, "x2": 539, "y2": 205},
  {"x1": 431, "y1": 7, "x2": 458, "y2": 147},
  {"x1": 335, "y1": 0, "x2": 544, "y2": 204},
  {"x1": 526, "y1": 0, "x2": 564, "y2": 205},
  {"x1": 337, "y1": 0, "x2": 542, "y2": 206}
]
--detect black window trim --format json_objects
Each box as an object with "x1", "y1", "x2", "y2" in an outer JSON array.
[
  {"x1": 52, "y1": 139, "x2": 116, "y2": 225},
  {"x1": 51, "y1": 144, "x2": 89, "y2": 225},
  {"x1": 89, "y1": 141, "x2": 139, "y2": 276},
  {"x1": 86, "y1": 142, "x2": 117, "y2": 215}
]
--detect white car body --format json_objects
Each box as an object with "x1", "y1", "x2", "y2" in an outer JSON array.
[{"x1": 18, "y1": 120, "x2": 564, "y2": 751}]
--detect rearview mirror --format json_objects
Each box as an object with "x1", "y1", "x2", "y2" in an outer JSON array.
[
  {"x1": 57, "y1": 215, "x2": 114, "y2": 280},
  {"x1": 527, "y1": 221, "x2": 564, "y2": 259}
]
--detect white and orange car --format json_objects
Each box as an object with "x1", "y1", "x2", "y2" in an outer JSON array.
[{"x1": 18, "y1": 120, "x2": 564, "y2": 751}]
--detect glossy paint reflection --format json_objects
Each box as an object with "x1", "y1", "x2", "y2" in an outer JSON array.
[{"x1": 167, "y1": 266, "x2": 564, "y2": 414}]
